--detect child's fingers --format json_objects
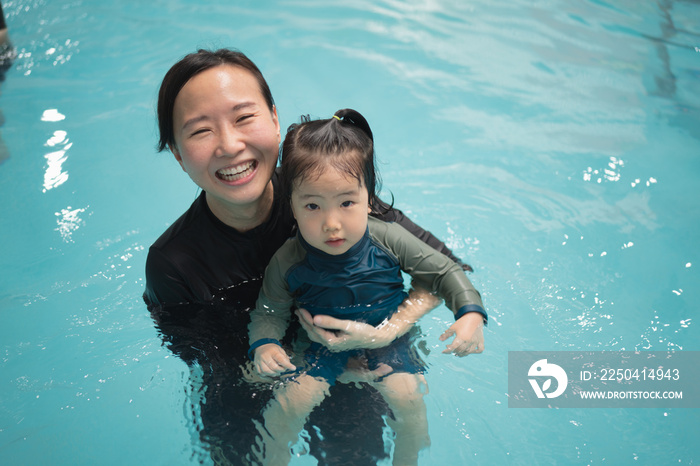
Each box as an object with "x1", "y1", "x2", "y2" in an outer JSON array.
[
  {"x1": 258, "y1": 358, "x2": 295, "y2": 376},
  {"x1": 442, "y1": 338, "x2": 461, "y2": 354},
  {"x1": 439, "y1": 327, "x2": 455, "y2": 342},
  {"x1": 277, "y1": 354, "x2": 297, "y2": 371},
  {"x1": 255, "y1": 357, "x2": 277, "y2": 376},
  {"x1": 442, "y1": 338, "x2": 484, "y2": 356},
  {"x1": 267, "y1": 351, "x2": 295, "y2": 371},
  {"x1": 254, "y1": 346, "x2": 296, "y2": 376}
]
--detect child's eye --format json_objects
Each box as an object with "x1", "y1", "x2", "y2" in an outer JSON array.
[
  {"x1": 305, "y1": 203, "x2": 319, "y2": 211},
  {"x1": 341, "y1": 200, "x2": 355, "y2": 208}
]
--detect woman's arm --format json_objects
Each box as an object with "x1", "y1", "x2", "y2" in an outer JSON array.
[
  {"x1": 297, "y1": 285, "x2": 441, "y2": 352},
  {"x1": 144, "y1": 247, "x2": 194, "y2": 308}
]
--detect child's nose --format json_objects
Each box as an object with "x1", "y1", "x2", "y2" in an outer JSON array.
[{"x1": 323, "y1": 214, "x2": 340, "y2": 232}]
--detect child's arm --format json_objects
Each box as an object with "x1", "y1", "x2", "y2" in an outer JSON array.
[
  {"x1": 249, "y1": 293, "x2": 295, "y2": 376},
  {"x1": 370, "y1": 218, "x2": 487, "y2": 352},
  {"x1": 248, "y1": 243, "x2": 298, "y2": 376},
  {"x1": 439, "y1": 311, "x2": 485, "y2": 356},
  {"x1": 372, "y1": 199, "x2": 473, "y2": 272}
]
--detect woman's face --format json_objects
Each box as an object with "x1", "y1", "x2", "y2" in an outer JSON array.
[{"x1": 171, "y1": 65, "x2": 280, "y2": 216}]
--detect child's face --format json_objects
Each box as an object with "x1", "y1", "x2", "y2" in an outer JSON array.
[{"x1": 291, "y1": 162, "x2": 370, "y2": 255}]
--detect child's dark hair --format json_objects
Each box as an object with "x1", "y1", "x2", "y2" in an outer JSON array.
[{"x1": 280, "y1": 109, "x2": 385, "y2": 211}]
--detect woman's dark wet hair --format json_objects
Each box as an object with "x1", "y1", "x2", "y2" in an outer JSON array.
[
  {"x1": 157, "y1": 48, "x2": 275, "y2": 152},
  {"x1": 281, "y1": 108, "x2": 387, "y2": 212}
]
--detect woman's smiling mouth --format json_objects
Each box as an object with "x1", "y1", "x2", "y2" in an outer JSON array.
[{"x1": 216, "y1": 161, "x2": 257, "y2": 182}]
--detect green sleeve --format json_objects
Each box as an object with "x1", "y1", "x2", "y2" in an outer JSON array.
[
  {"x1": 248, "y1": 238, "x2": 304, "y2": 345},
  {"x1": 368, "y1": 217, "x2": 486, "y2": 320}
]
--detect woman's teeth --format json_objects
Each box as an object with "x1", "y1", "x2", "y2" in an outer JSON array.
[{"x1": 216, "y1": 161, "x2": 255, "y2": 181}]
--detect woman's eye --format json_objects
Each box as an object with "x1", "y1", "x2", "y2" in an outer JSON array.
[{"x1": 238, "y1": 114, "x2": 254, "y2": 123}]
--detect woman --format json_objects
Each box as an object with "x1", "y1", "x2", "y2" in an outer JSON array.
[{"x1": 144, "y1": 48, "x2": 485, "y2": 464}]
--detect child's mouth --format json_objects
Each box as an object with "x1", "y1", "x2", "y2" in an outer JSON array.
[{"x1": 325, "y1": 238, "x2": 345, "y2": 247}]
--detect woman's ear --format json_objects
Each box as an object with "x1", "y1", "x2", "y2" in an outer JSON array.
[
  {"x1": 272, "y1": 105, "x2": 281, "y2": 144},
  {"x1": 169, "y1": 144, "x2": 186, "y2": 172}
]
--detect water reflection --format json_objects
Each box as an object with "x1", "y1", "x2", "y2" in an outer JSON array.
[
  {"x1": 43, "y1": 144, "x2": 71, "y2": 192},
  {"x1": 408, "y1": 162, "x2": 660, "y2": 233},
  {"x1": 54, "y1": 206, "x2": 87, "y2": 243},
  {"x1": 150, "y1": 288, "x2": 393, "y2": 465},
  {"x1": 14, "y1": 38, "x2": 79, "y2": 77},
  {"x1": 299, "y1": 0, "x2": 699, "y2": 154},
  {"x1": 41, "y1": 108, "x2": 66, "y2": 122}
]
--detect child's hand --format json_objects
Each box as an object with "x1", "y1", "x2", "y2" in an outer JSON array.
[
  {"x1": 253, "y1": 343, "x2": 296, "y2": 377},
  {"x1": 439, "y1": 312, "x2": 485, "y2": 357}
]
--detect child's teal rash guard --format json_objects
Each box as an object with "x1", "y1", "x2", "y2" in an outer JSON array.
[{"x1": 249, "y1": 216, "x2": 486, "y2": 349}]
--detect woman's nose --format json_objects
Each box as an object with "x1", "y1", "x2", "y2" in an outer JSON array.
[{"x1": 216, "y1": 126, "x2": 245, "y2": 156}]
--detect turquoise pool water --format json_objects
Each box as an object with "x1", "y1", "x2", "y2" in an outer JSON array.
[{"x1": 1, "y1": 0, "x2": 698, "y2": 464}]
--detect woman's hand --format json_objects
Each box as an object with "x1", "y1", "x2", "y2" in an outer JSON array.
[
  {"x1": 439, "y1": 312, "x2": 485, "y2": 357},
  {"x1": 296, "y1": 308, "x2": 390, "y2": 351},
  {"x1": 253, "y1": 343, "x2": 296, "y2": 377},
  {"x1": 296, "y1": 285, "x2": 442, "y2": 352}
]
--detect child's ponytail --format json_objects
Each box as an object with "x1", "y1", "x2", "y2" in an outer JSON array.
[
  {"x1": 332, "y1": 109, "x2": 374, "y2": 143},
  {"x1": 281, "y1": 108, "x2": 390, "y2": 213}
]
